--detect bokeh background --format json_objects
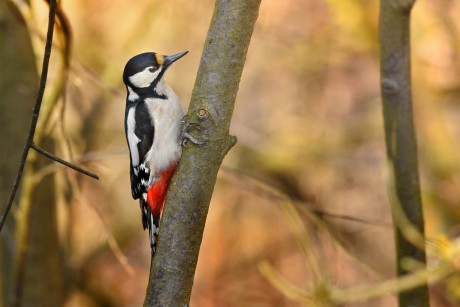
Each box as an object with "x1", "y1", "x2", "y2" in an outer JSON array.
[{"x1": 2, "y1": 0, "x2": 460, "y2": 306}]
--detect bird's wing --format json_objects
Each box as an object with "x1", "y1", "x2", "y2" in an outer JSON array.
[{"x1": 125, "y1": 102, "x2": 154, "y2": 200}]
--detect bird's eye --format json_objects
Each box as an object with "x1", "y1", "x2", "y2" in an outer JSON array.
[{"x1": 149, "y1": 67, "x2": 155, "y2": 73}]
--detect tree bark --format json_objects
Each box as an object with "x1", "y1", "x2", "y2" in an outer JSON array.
[
  {"x1": 0, "y1": 2, "x2": 39, "y2": 305},
  {"x1": 379, "y1": 1, "x2": 429, "y2": 306},
  {"x1": 9, "y1": 1, "x2": 68, "y2": 306},
  {"x1": 144, "y1": 0, "x2": 261, "y2": 305},
  {"x1": 15, "y1": 143, "x2": 66, "y2": 307}
]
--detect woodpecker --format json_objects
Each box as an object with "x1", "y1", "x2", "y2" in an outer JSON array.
[{"x1": 123, "y1": 51, "x2": 200, "y2": 254}]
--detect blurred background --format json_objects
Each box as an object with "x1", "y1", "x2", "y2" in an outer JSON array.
[{"x1": 2, "y1": 0, "x2": 460, "y2": 306}]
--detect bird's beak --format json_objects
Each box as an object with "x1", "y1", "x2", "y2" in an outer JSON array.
[{"x1": 163, "y1": 51, "x2": 189, "y2": 67}]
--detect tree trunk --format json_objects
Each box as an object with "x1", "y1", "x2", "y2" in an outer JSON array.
[
  {"x1": 144, "y1": 0, "x2": 262, "y2": 305},
  {"x1": 0, "y1": 2, "x2": 39, "y2": 305},
  {"x1": 15, "y1": 142, "x2": 66, "y2": 307},
  {"x1": 9, "y1": 1, "x2": 68, "y2": 305}
]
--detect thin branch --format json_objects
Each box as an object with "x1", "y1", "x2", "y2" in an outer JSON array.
[
  {"x1": 31, "y1": 143, "x2": 99, "y2": 180},
  {"x1": 0, "y1": 0, "x2": 57, "y2": 232},
  {"x1": 219, "y1": 166, "x2": 385, "y2": 280},
  {"x1": 379, "y1": 0, "x2": 429, "y2": 306},
  {"x1": 0, "y1": 0, "x2": 100, "y2": 232},
  {"x1": 68, "y1": 174, "x2": 134, "y2": 276},
  {"x1": 220, "y1": 166, "x2": 392, "y2": 228},
  {"x1": 259, "y1": 259, "x2": 454, "y2": 306}
]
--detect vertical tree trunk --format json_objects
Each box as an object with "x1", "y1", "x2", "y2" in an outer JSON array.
[
  {"x1": 15, "y1": 143, "x2": 66, "y2": 307},
  {"x1": 379, "y1": 1, "x2": 429, "y2": 306},
  {"x1": 144, "y1": 0, "x2": 262, "y2": 305},
  {"x1": 0, "y1": 1, "x2": 39, "y2": 305},
  {"x1": 10, "y1": 1, "x2": 68, "y2": 306}
]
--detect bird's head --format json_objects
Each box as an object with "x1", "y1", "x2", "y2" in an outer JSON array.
[{"x1": 123, "y1": 51, "x2": 188, "y2": 98}]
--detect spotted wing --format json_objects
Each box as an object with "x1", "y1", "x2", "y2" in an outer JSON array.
[{"x1": 125, "y1": 102, "x2": 154, "y2": 200}]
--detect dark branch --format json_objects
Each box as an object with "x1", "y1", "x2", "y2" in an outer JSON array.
[
  {"x1": 31, "y1": 143, "x2": 99, "y2": 180},
  {"x1": 0, "y1": 0, "x2": 56, "y2": 232},
  {"x1": 379, "y1": 0, "x2": 429, "y2": 306}
]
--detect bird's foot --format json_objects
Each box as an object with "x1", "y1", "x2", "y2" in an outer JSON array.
[{"x1": 180, "y1": 116, "x2": 206, "y2": 147}]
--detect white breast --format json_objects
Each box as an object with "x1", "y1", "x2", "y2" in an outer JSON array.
[{"x1": 144, "y1": 80, "x2": 184, "y2": 175}]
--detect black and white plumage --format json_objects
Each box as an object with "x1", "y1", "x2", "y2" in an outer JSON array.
[{"x1": 123, "y1": 51, "x2": 188, "y2": 253}]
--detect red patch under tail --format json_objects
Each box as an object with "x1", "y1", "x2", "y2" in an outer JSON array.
[{"x1": 146, "y1": 163, "x2": 177, "y2": 219}]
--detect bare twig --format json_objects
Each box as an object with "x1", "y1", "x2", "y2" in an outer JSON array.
[
  {"x1": 0, "y1": 0, "x2": 98, "y2": 232},
  {"x1": 219, "y1": 166, "x2": 385, "y2": 280},
  {"x1": 220, "y1": 166, "x2": 392, "y2": 228},
  {"x1": 68, "y1": 174, "x2": 134, "y2": 276},
  {"x1": 0, "y1": 0, "x2": 57, "y2": 232},
  {"x1": 31, "y1": 143, "x2": 99, "y2": 180},
  {"x1": 259, "y1": 258, "x2": 453, "y2": 306},
  {"x1": 379, "y1": 0, "x2": 429, "y2": 306}
]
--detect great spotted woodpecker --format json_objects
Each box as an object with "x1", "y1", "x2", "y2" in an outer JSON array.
[{"x1": 123, "y1": 51, "x2": 200, "y2": 254}]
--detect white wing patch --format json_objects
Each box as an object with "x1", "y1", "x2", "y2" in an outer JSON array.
[
  {"x1": 129, "y1": 66, "x2": 162, "y2": 88},
  {"x1": 126, "y1": 107, "x2": 141, "y2": 171}
]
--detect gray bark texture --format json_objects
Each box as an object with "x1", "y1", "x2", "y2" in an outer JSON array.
[
  {"x1": 144, "y1": 0, "x2": 262, "y2": 305},
  {"x1": 379, "y1": 1, "x2": 429, "y2": 306}
]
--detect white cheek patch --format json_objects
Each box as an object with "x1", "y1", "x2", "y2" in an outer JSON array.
[{"x1": 129, "y1": 66, "x2": 162, "y2": 88}]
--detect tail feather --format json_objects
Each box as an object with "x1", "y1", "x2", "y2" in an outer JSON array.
[
  {"x1": 139, "y1": 200, "x2": 161, "y2": 254},
  {"x1": 149, "y1": 212, "x2": 160, "y2": 254}
]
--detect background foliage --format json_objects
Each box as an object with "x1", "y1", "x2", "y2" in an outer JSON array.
[{"x1": 2, "y1": 0, "x2": 460, "y2": 306}]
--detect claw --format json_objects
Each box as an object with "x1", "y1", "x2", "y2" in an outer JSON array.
[
  {"x1": 181, "y1": 132, "x2": 205, "y2": 147},
  {"x1": 186, "y1": 121, "x2": 200, "y2": 128},
  {"x1": 180, "y1": 116, "x2": 206, "y2": 147}
]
